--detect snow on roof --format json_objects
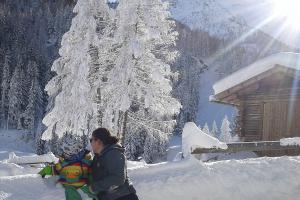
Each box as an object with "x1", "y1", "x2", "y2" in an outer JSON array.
[{"x1": 213, "y1": 52, "x2": 300, "y2": 95}]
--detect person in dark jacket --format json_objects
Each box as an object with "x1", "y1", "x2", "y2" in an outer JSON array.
[{"x1": 89, "y1": 128, "x2": 139, "y2": 200}]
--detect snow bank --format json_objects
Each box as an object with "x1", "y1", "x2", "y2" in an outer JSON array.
[
  {"x1": 1, "y1": 155, "x2": 300, "y2": 199},
  {"x1": 213, "y1": 52, "x2": 300, "y2": 95},
  {"x1": 7, "y1": 152, "x2": 58, "y2": 165},
  {"x1": 280, "y1": 137, "x2": 300, "y2": 146},
  {"x1": 182, "y1": 122, "x2": 227, "y2": 157},
  {"x1": 0, "y1": 174, "x2": 66, "y2": 200},
  {"x1": 131, "y1": 156, "x2": 300, "y2": 200}
]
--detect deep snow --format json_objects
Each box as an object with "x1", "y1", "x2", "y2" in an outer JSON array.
[
  {"x1": 1, "y1": 156, "x2": 300, "y2": 200},
  {"x1": 1, "y1": 130, "x2": 300, "y2": 200}
]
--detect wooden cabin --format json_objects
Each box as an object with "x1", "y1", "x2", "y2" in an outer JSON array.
[{"x1": 211, "y1": 52, "x2": 300, "y2": 155}]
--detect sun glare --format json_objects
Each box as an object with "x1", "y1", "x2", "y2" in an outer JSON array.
[{"x1": 273, "y1": 0, "x2": 300, "y2": 26}]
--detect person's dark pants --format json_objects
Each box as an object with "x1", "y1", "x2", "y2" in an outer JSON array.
[{"x1": 115, "y1": 193, "x2": 139, "y2": 200}]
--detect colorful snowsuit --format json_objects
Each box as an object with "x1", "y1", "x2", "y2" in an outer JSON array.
[{"x1": 39, "y1": 150, "x2": 98, "y2": 200}]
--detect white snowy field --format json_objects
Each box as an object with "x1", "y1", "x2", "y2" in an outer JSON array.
[{"x1": 1, "y1": 130, "x2": 300, "y2": 200}]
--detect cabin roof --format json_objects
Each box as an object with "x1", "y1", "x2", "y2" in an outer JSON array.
[{"x1": 213, "y1": 52, "x2": 300, "y2": 96}]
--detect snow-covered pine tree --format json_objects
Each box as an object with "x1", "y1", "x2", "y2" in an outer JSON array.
[
  {"x1": 8, "y1": 59, "x2": 28, "y2": 129},
  {"x1": 143, "y1": 130, "x2": 169, "y2": 163},
  {"x1": 220, "y1": 115, "x2": 232, "y2": 142},
  {"x1": 42, "y1": 0, "x2": 103, "y2": 140},
  {"x1": 41, "y1": 0, "x2": 180, "y2": 163},
  {"x1": 197, "y1": 124, "x2": 202, "y2": 130},
  {"x1": 23, "y1": 76, "x2": 44, "y2": 135},
  {"x1": 202, "y1": 122, "x2": 210, "y2": 135},
  {"x1": 97, "y1": 0, "x2": 180, "y2": 163},
  {"x1": 211, "y1": 120, "x2": 218, "y2": 138},
  {"x1": 87, "y1": 5, "x2": 121, "y2": 134},
  {"x1": 124, "y1": 130, "x2": 138, "y2": 160},
  {"x1": 0, "y1": 51, "x2": 11, "y2": 129},
  {"x1": 48, "y1": 123, "x2": 60, "y2": 155}
]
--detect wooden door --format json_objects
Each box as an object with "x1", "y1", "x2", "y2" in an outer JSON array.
[
  {"x1": 263, "y1": 101, "x2": 288, "y2": 140},
  {"x1": 263, "y1": 101, "x2": 300, "y2": 140}
]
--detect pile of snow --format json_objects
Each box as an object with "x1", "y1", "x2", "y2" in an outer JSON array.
[
  {"x1": 7, "y1": 152, "x2": 58, "y2": 165},
  {"x1": 131, "y1": 156, "x2": 300, "y2": 200},
  {"x1": 213, "y1": 52, "x2": 300, "y2": 95},
  {"x1": 280, "y1": 137, "x2": 300, "y2": 146},
  {"x1": 182, "y1": 122, "x2": 227, "y2": 157}
]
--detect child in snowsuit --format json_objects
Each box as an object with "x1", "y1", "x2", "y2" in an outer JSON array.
[{"x1": 39, "y1": 149, "x2": 98, "y2": 200}]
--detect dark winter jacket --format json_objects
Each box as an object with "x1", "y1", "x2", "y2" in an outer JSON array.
[{"x1": 91, "y1": 144, "x2": 136, "y2": 200}]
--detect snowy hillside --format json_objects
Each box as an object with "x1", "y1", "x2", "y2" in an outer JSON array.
[
  {"x1": 171, "y1": 0, "x2": 300, "y2": 48},
  {"x1": 218, "y1": 0, "x2": 300, "y2": 48},
  {"x1": 170, "y1": 0, "x2": 247, "y2": 40}
]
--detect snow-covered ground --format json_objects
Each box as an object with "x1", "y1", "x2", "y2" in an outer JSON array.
[{"x1": 1, "y1": 130, "x2": 300, "y2": 200}]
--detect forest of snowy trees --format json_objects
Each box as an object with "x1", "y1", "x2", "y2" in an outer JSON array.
[{"x1": 0, "y1": 1, "x2": 76, "y2": 150}]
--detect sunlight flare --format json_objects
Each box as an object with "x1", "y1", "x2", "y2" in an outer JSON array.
[{"x1": 273, "y1": 0, "x2": 300, "y2": 27}]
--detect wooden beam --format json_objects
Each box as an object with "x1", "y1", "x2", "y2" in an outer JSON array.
[
  {"x1": 210, "y1": 98, "x2": 239, "y2": 106},
  {"x1": 191, "y1": 141, "x2": 300, "y2": 154}
]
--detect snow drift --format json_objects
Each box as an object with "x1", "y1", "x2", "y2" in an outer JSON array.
[
  {"x1": 7, "y1": 152, "x2": 58, "y2": 165},
  {"x1": 182, "y1": 122, "x2": 227, "y2": 157}
]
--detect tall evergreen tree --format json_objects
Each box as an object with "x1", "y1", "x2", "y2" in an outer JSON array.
[
  {"x1": 220, "y1": 115, "x2": 232, "y2": 142},
  {"x1": 211, "y1": 120, "x2": 218, "y2": 138},
  {"x1": 202, "y1": 122, "x2": 210, "y2": 135},
  {"x1": 42, "y1": 0, "x2": 103, "y2": 140},
  {"x1": 23, "y1": 76, "x2": 44, "y2": 134},
  {"x1": 41, "y1": 0, "x2": 180, "y2": 163},
  {"x1": 97, "y1": 0, "x2": 181, "y2": 162},
  {"x1": 8, "y1": 59, "x2": 28, "y2": 129},
  {"x1": 0, "y1": 52, "x2": 12, "y2": 129}
]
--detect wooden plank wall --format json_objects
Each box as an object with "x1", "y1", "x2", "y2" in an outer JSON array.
[{"x1": 239, "y1": 98, "x2": 300, "y2": 141}]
